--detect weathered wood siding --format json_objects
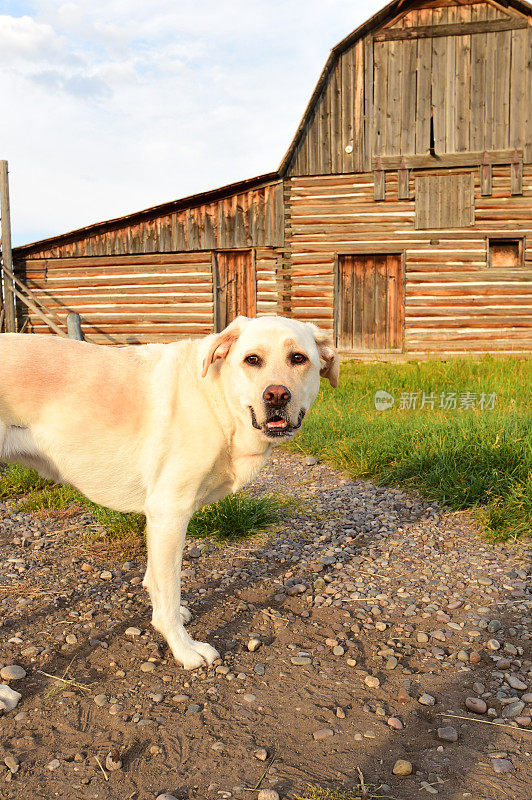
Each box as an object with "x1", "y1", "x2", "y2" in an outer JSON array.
[
  {"x1": 286, "y1": 0, "x2": 532, "y2": 176},
  {"x1": 18, "y1": 182, "x2": 284, "y2": 259},
  {"x1": 285, "y1": 165, "x2": 532, "y2": 355},
  {"x1": 19, "y1": 247, "x2": 281, "y2": 344}
]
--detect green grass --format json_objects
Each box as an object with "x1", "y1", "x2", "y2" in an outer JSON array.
[
  {"x1": 1, "y1": 467, "x2": 283, "y2": 544},
  {"x1": 289, "y1": 355, "x2": 531, "y2": 540}
]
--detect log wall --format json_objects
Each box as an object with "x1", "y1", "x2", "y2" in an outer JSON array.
[
  {"x1": 20, "y1": 247, "x2": 281, "y2": 345},
  {"x1": 285, "y1": 165, "x2": 532, "y2": 356}
]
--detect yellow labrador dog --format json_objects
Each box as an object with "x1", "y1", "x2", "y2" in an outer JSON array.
[{"x1": 0, "y1": 315, "x2": 338, "y2": 668}]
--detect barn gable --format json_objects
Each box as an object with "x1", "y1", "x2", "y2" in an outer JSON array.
[{"x1": 281, "y1": 0, "x2": 532, "y2": 176}]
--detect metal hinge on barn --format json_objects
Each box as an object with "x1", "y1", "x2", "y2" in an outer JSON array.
[{"x1": 0, "y1": 160, "x2": 84, "y2": 340}]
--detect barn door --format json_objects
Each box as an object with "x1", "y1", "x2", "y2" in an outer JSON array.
[
  {"x1": 337, "y1": 254, "x2": 403, "y2": 351},
  {"x1": 214, "y1": 250, "x2": 256, "y2": 331}
]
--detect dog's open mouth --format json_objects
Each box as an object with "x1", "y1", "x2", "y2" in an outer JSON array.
[{"x1": 250, "y1": 407, "x2": 305, "y2": 438}]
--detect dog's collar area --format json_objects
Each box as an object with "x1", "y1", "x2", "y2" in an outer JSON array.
[{"x1": 249, "y1": 406, "x2": 306, "y2": 438}]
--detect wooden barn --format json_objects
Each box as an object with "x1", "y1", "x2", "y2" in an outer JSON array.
[{"x1": 5, "y1": 0, "x2": 532, "y2": 357}]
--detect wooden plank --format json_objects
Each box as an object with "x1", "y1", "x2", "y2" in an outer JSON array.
[
  {"x1": 0, "y1": 161, "x2": 16, "y2": 331},
  {"x1": 374, "y1": 18, "x2": 528, "y2": 42},
  {"x1": 363, "y1": 36, "x2": 374, "y2": 172},
  {"x1": 386, "y1": 39, "x2": 402, "y2": 156},
  {"x1": 493, "y1": 29, "x2": 511, "y2": 150},
  {"x1": 526, "y1": 27, "x2": 532, "y2": 163},
  {"x1": 455, "y1": 30, "x2": 471, "y2": 152},
  {"x1": 373, "y1": 149, "x2": 521, "y2": 169},
  {"x1": 416, "y1": 8, "x2": 432, "y2": 155},
  {"x1": 397, "y1": 164, "x2": 410, "y2": 199},
  {"x1": 330, "y1": 60, "x2": 342, "y2": 174},
  {"x1": 470, "y1": 3, "x2": 487, "y2": 152},
  {"x1": 431, "y1": 13, "x2": 447, "y2": 154},
  {"x1": 353, "y1": 256, "x2": 364, "y2": 349},
  {"x1": 401, "y1": 37, "x2": 418, "y2": 155},
  {"x1": 338, "y1": 255, "x2": 354, "y2": 350},
  {"x1": 510, "y1": 27, "x2": 527, "y2": 151},
  {"x1": 353, "y1": 41, "x2": 365, "y2": 172},
  {"x1": 362, "y1": 256, "x2": 375, "y2": 349},
  {"x1": 341, "y1": 49, "x2": 354, "y2": 173},
  {"x1": 373, "y1": 40, "x2": 388, "y2": 156},
  {"x1": 374, "y1": 254, "x2": 387, "y2": 349},
  {"x1": 444, "y1": 18, "x2": 456, "y2": 153},
  {"x1": 374, "y1": 167, "x2": 386, "y2": 201},
  {"x1": 511, "y1": 151, "x2": 524, "y2": 195}
]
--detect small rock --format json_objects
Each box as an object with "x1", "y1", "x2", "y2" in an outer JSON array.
[
  {"x1": 258, "y1": 791, "x2": 279, "y2": 800},
  {"x1": 336, "y1": 706, "x2": 346, "y2": 719},
  {"x1": 419, "y1": 693, "x2": 436, "y2": 706},
  {"x1": 47, "y1": 758, "x2": 61, "y2": 771},
  {"x1": 486, "y1": 639, "x2": 501, "y2": 651},
  {"x1": 140, "y1": 661, "x2": 155, "y2": 672},
  {"x1": 100, "y1": 570, "x2": 113, "y2": 580},
  {"x1": 105, "y1": 750, "x2": 122, "y2": 771},
  {"x1": 505, "y1": 674, "x2": 527, "y2": 691},
  {"x1": 248, "y1": 638, "x2": 262, "y2": 652},
  {"x1": 65, "y1": 634, "x2": 77, "y2": 645},
  {"x1": 156, "y1": 795, "x2": 180, "y2": 800},
  {"x1": 491, "y1": 758, "x2": 514, "y2": 773},
  {"x1": 502, "y1": 700, "x2": 525, "y2": 719},
  {"x1": 385, "y1": 657, "x2": 398, "y2": 670},
  {"x1": 397, "y1": 687, "x2": 410, "y2": 703},
  {"x1": 4, "y1": 755, "x2": 19, "y2": 774},
  {"x1": 0, "y1": 665, "x2": 26, "y2": 681},
  {"x1": 188, "y1": 546, "x2": 202, "y2": 558},
  {"x1": 304, "y1": 456, "x2": 317, "y2": 466},
  {"x1": 291, "y1": 656, "x2": 311, "y2": 666},
  {"x1": 393, "y1": 759, "x2": 413, "y2": 776},
  {"x1": 465, "y1": 697, "x2": 487, "y2": 714},
  {"x1": 437, "y1": 725, "x2": 458, "y2": 742},
  {"x1": 313, "y1": 728, "x2": 334, "y2": 741},
  {"x1": 387, "y1": 716, "x2": 403, "y2": 730},
  {"x1": 364, "y1": 675, "x2": 380, "y2": 689},
  {"x1": 416, "y1": 632, "x2": 429, "y2": 643},
  {"x1": 93, "y1": 694, "x2": 108, "y2": 707},
  {"x1": 0, "y1": 685, "x2": 22, "y2": 713},
  {"x1": 243, "y1": 694, "x2": 256, "y2": 704},
  {"x1": 332, "y1": 645, "x2": 345, "y2": 656},
  {"x1": 125, "y1": 627, "x2": 141, "y2": 637},
  {"x1": 254, "y1": 748, "x2": 268, "y2": 761}
]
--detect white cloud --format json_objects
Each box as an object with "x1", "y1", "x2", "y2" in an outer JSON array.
[{"x1": 0, "y1": 0, "x2": 384, "y2": 245}]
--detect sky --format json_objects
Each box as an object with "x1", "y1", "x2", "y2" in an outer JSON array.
[{"x1": 0, "y1": 0, "x2": 384, "y2": 246}]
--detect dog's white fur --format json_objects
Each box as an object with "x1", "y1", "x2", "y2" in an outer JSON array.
[{"x1": 0, "y1": 315, "x2": 338, "y2": 668}]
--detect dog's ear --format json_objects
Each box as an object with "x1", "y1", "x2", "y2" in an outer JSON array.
[
  {"x1": 306, "y1": 323, "x2": 339, "y2": 388},
  {"x1": 201, "y1": 316, "x2": 249, "y2": 377}
]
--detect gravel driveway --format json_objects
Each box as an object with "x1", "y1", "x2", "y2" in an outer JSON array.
[{"x1": 0, "y1": 452, "x2": 530, "y2": 800}]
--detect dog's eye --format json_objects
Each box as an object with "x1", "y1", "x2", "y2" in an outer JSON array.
[
  {"x1": 291, "y1": 353, "x2": 307, "y2": 365},
  {"x1": 244, "y1": 354, "x2": 262, "y2": 367}
]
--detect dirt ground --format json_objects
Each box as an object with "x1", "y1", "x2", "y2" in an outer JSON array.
[{"x1": 0, "y1": 452, "x2": 530, "y2": 800}]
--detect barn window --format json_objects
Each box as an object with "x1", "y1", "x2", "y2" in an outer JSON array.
[
  {"x1": 415, "y1": 173, "x2": 474, "y2": 230},
  {"x1": 488, "y1": 238, "x2": 524, "y2": 269}
]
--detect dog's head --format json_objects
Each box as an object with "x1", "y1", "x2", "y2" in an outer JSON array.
[{"x1": 201, "y1": 315, "x2": 338, "y2": 442}]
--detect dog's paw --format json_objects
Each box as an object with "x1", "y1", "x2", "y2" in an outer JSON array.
[
  {"x1": 177, "y1": 645, "x2": 209, "y2": 670},
  {"x1": 179, "y1": 605, "x2": 192, "y2": 624},
  {"x1": 190, "y1": 640, "x2": 219, "y2": 666}
]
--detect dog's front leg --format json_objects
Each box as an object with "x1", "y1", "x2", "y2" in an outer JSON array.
[{"x1": 144, "y1": 508, "x2": 219, "y2": 669}]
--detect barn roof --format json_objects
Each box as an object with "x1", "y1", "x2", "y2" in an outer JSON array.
[
  {"x1": 14, "y1": 171, "x2": 279, "y2": 257},
  {"x1": 278, "y1": 0, "x2": 532, "y2": 175},
  {"x1": 14, "y1": 0, "x2": 532, "y2": 256}
]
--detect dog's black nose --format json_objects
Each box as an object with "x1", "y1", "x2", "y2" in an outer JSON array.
[{"x1": 263, "y1": 384, "x2": 291, "y2": 408}]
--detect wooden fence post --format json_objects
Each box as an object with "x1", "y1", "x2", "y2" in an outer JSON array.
[
  {"x1": 67, "y1": 312, "x2": 84, "y2": 341},
  {"x1": 0, "y1": 161, "x2": 16, "y2": 332}
]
